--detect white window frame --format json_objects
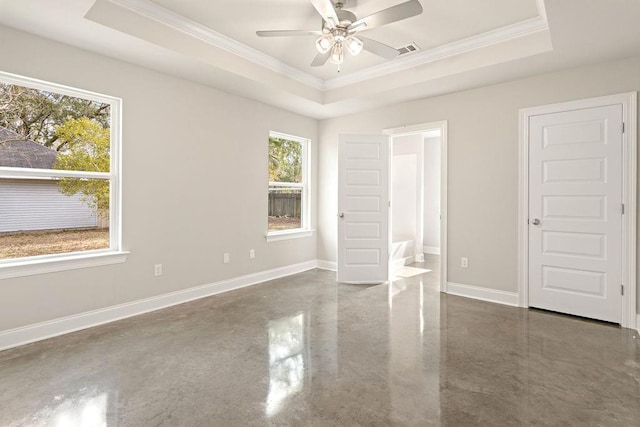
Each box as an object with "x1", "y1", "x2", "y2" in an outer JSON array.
[
  {"x1": 266, "y1": 131, "x2": 313, "y2": 242},
  {"x1": 0, "y1": 71, "x2": 127, "y2": 279}
]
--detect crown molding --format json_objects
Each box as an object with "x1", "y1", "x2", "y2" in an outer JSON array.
[
  {"x1": 107, "y1": 0, "x2": 325, "y2": 90},
  {"x1": 106, "y1": 0, "x2": 549, "y2": 93},
  {"x1": 536, "y1": 0, "x2": 548, "y2": 24},
  {"x1": 323, "y1": 16, "x2": 550, "y2": 90}
]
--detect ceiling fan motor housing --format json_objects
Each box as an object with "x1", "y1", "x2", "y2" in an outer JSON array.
[
  {"x1": 337, "y1": 9, "x2": 356, "y2": 26},
  {"x1": 323, "y1": 8, "x2": 357, "y2": 31}
]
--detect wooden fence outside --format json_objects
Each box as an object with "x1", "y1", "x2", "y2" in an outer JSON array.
[{"x1": 269, "y1": 192, "x2": 301, "y2": 218}]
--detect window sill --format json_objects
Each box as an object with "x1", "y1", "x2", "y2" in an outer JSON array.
[
  {"x1": 266, "y1": 229, "x2": 315, "y2": 243},
  {"x1": 0, "y1": 250, "x2": 129, "y2": 280}
]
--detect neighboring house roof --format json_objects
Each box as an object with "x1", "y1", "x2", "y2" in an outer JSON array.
[{"x1": 0, "y1": 126, "x2": 57, "y2": 169}]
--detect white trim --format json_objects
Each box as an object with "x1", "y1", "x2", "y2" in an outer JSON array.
[
  {"x1": 108, "y1": 0, "x2": 324, "y2": 90},
  {"x1": 110, "y1": 88, "x2": 123, "y2": 254},
  {"x1": 622, "y1": 93, "x2": 638, "y2": 331},
  {"x1": 0, "y1": 70, "x2": 125, "y2": 263},
  {"x1": 518, "y1": 92, "x2": 637, "y2": 330},
  {"x1": 423, "y1": 246, "x2": 441, "y2": 255},
  {"x1": 441, "y1": 122, "x2": 448, "y2": 292},
  {"x1": 269, "y1": 182, "x2": 304, "y2": 188},
  {"x1": 0, "y1": 251, "x2": 129, "y2": 280},
  {"x1": 536, "y1": 0, "x2": 549, "y2": 25},
  {"x1": 0, "y1": 71, "x2": 121, "y2": 105},
  {"x1": 384, "y1": 122, "x2": 442, "y2": 137},
  {"x1": 268, "y1": 131, "x2": 312, "y2": 237},
  {"x1": 518, "y1": 106, "x2": 530, "y2": 309},
  {"x1": 316, "y1": 260, "x2": 337, "y2": 271},
  {"x1": 269, "y1": 131, "x2": 311, "y2": 145},
  {"x1": 414, "y1": 253, "x2": 425, "y2": 263},
  {"x1": 0, "y1": 167, "x2": 110, "y2": 180},
  {"x1": 384, "y1": 120, "x2": 448, "y2": 293},
  {"x1": 0, "y1": 260, "x2": 318, "y2": 351},
  {"x1": 324, "y1": 16, "x2": 549, "y2": 90},
  {"x1": 106, "y1": 0, "x2": 547, "y2": 92},
  {"x1": 265, "y1": 229, "x2": 314, "y2": 242},
  {"x1": 447, "y1": 282, "x2": 519, "y2": 307}
]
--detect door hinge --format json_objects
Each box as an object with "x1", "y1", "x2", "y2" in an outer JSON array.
[
  {"x1": 622, "y1": 203, "x2": 625, "y2": 215},
  {"x1": 621, "y1": 284, "x2": 624, "y2": 296},
  {"x1": 622, "y1": 122, "x2": 625, "y2": 133}
]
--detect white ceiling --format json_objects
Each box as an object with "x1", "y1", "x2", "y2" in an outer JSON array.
[
  {"x1": 1, "y1": 0, "x2": 640, "y2": 119},
  {"x1": 150, "y1": 0, "x2": 540, "y2": 80}
]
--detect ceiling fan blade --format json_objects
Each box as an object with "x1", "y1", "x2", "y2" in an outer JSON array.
[
  {"x1": 311, "y1": 0, "x2": 339, "y2": 28},
  {"x1": 311, "y1": 51, "x2": 331, "y2": 67},
  {"x1": 256, "y1": 30, "x2": 322, "y2": 37},
  {"x1": 359, "y1": 36, "x2": 400, "y2": 59},
  {"x1": 349, "y1": 0, "x2": 423, "y2": 32}
]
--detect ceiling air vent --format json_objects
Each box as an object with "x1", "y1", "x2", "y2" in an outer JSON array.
[{"x1": 397, "y1": 42, "x2": 420, "y2": 55}]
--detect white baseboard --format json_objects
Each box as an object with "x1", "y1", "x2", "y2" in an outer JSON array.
[
  {"x1": 316, "y1": 260, "x2": 337, "y2": 271},
  {"x1": 447, "y1": 282, "x2": 519, "y2": 307},
  {"x1": 0, "y1": 260, "x2": 318, "y2": 352},
  {"x1": 423, "y1": 246, "x2": 441, "y2": 255}
]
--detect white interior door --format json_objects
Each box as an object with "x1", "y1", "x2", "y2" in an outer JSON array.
[
  {"x1": 529, "y1": 104, "x2": 623, "y2": 323},
  {"x1": 338, "y1": 134, "x2": 390, "y2": 283}
]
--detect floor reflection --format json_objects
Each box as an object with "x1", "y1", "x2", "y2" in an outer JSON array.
[
  {"x1": 389, "y1": 275, "x2": 441, "y2": 423},
  {"x1": 266, "y1": 313, "x2": 305, "y2": 417},
  {"x1": 14, "y1": 387, "x2": 108, "y2": 427},
  {"x1": 2, "y1": 255, "x2": 638, "y2": 425}
]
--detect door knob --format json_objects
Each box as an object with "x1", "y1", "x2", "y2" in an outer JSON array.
[
  {"x1": 530, "y1": 218, "x2": 540, "y2": 225},
  {"x1": 339, "y1": 213, "x2": 344, "y2": 218}
]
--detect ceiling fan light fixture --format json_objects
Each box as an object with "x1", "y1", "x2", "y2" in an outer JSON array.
[
  {"x1": 315, "y1": 33, "x2": 334, "y2": 54},
  {"x1": 259, "y1": 0, "x2": 424, "y2": 68},
  {"x1": 330, "y1": 42, "x2": 344, "y2": 65},
  {"x1": 345, "y1": 36, "x2": 363, "y2": 56}
]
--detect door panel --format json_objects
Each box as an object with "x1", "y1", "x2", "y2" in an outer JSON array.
[
  {"x1": 529, "y1": 104, "x2": 622, "y2": 323},
  {"x1": 338, "y1": 134, "x2": 389, "y2": 283},
  {"x1": 542, "y1": 158, "x2": 605, "y2": 183},
  {"x1": 542, "y1": 266, "x2": 605, "y2": 296},
  {"x1": 541, "y1": 231, "x2": 605, "y2": 259}
]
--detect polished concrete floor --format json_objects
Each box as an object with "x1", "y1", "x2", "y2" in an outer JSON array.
[{"x1": 1, "y1": 255, "x2": 639, "y2": 426}]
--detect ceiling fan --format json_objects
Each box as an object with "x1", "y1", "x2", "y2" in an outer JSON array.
[{"x1": 256, "y1": 0, "x2": 423, "y2": 67}]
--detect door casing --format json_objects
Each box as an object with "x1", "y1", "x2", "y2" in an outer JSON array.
[
  {"x1": 384, "y1": 120, "x2": 448, "y2": 292},
  {"x1": 518, "y1": 92, "x2": 637, "y2": 329}
]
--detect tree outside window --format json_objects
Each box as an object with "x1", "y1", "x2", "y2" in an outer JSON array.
[
  {"x1": 0, "y1": 78, "x2": 117, "y2": 260},
  {"x1": 268, "y1": 133, "x2": 309, "y2": 233}
]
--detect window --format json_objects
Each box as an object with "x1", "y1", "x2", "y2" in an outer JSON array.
[
  {"x1": 0, "y1": 71, "x2": 125, "y2": 277},
  {"x1": 267, "y1": 132, "x2": 311, "y2": 241}
]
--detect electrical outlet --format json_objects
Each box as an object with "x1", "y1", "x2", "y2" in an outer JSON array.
[
  {"x1": 461, "y1": 257, "x2": 468, "y2": 268},
  {"x1": 154, "y1": 264, "x2": 162, "y2": 276},
  {"x1": 223, "y1": 253, "x2": 230, "y2": 264},
  {"x1": 249, "y1": 249, "x2": 255, "y2": 259}
]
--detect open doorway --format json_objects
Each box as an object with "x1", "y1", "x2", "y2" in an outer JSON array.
[{"x1": 385, "y1": 121, "x2": 448, "y2": 291}]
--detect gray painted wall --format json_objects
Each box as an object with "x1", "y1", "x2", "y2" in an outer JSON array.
[
  {"x1": 318, "y1": 54, "x2": 640, "y2": 319},
  {"x1": 0, "y1": 25, "x2": 318, "y2": 331},
  {"x1": 2, "y1": 24, "x2": 640, "y2": 333}
]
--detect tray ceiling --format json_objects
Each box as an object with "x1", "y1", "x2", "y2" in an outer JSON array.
[
  {"x1": 2, "y1": 1, "x2": 640, "y2": 119},
  {"x1": 149, "y1": 0, "x2": 540, "y2": 80}
]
